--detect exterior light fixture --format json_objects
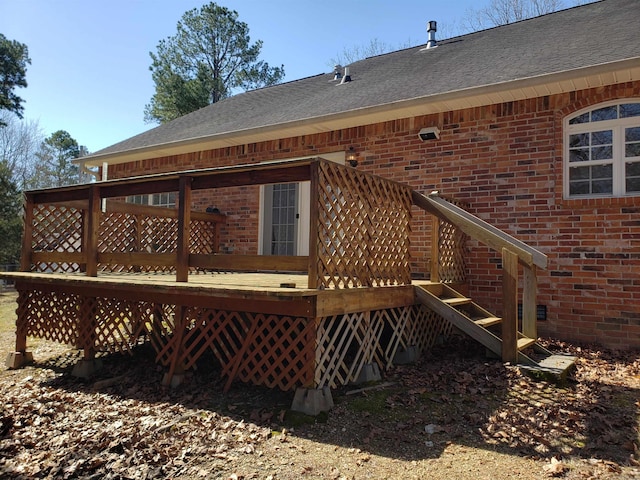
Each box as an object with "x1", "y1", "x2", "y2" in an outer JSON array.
[
  {"x1": 418, "y1": 127, "x2": 441, "y2": 142},
  {"x1": 347, "y1": 146, "x2": 358, "y2": 167}
]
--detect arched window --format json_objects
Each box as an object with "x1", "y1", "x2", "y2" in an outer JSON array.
[{"x1": 564, "y1": 100, "x2": 640, "y2": 198}]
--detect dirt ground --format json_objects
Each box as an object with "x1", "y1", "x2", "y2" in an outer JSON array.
[{"x1": 0, "y1": 286, "x2": 639, "y2": 479}]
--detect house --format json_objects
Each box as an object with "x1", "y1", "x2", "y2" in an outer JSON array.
[
  {"x1": 3, "y1": 0, "x2": 638, "y2": 413},
  {"x1": 83, "y1": 0, "x2": 639, "y2": 350}
]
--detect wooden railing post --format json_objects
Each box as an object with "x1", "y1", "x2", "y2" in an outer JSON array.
[
  {"x1": 85, "y1": 185, "x2": 101, "y2": 277},
  {"x1": 522, "y1": 265, "x2": 538, "y2": 340},
  {"x1": 20, "y1": 193, "x2": 34, "y2": 272},
  {"x1": 176, "y1": 176, "x2": 192, "y2": 282},
  {"x1": 501, "y1": 248, "x2": 518, "y2": 363},
  {"x1": 307, "y1": 161, "x2": 319, "y2": 289},
  {"x1": 430, "y1": 216, "x2": 440, "y2": 282}
]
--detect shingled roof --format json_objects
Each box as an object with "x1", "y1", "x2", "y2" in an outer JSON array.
[{"x1": 84, "y1": 0, "x2": 640, "y2": 166}]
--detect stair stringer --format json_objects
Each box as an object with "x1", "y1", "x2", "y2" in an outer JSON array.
[{"x1": 415, "y1": 285, "x2": 538, "y2": 366}]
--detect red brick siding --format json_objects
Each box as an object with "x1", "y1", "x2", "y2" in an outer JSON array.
[{"x1": 110, "y1": 81, "x2": 640, "y2": 349}]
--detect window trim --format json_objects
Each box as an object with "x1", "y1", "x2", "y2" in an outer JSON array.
[{"x1": 563, "y1": 99, "x2": 640, "y2": 200}]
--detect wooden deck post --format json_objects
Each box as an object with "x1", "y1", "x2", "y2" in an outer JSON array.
[
  {"x1": 85, "y1": 185, "x2": 101, "y2": 277},
  {"x1": 20, "y1": 193, "x2": 34, "y2": 272},
  {"x1": 522, "y1": 265, "x2": 538, "y2": 340},
  {"x1": 431, "y1": 216, "x2": 440, "y2": 282},
  {"x1": 501, "y1": 248, "x2": 518, "y2": 363},
  {"x1": 308, "y1": 161, "x2": 319, "y2": 289},
  {"x1": 176, "y1": 176, "x2": 192, "y2": 282}
]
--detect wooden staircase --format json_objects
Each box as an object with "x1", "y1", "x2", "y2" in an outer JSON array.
[{"x1": 416, "y1": 283, "x2": 576, "y2": 379}]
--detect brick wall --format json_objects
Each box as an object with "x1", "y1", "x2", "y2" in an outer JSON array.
[{"x1": 110, "y1": 82, "x2": 640, "y2": 349}]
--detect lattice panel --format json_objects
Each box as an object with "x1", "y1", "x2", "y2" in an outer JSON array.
[
  {"x1": 190, "y1": 220, "x2": 216, "y2": 255},
  {"x1": 156, "y1": 308, "x2": 314, "y2": 391},
  {"x1": 315, "y1": 160, "x2": 412, "y2": 289},
  {"x1": 148, "y1": 304, "x2": 178, "y2": 366},
  {"x1": 437, "y1": 197, "x2": 468, "y2": 284},
  {"x1": 315, "y1": 312, "x2": 383, "y2": 389},
  {"x1": 405, "y1": 304, "x2": 453, "y2": 351},
  {"x1": 98, "y1": 212, "x2": 139, "y2": 273},
  {"x1": 16, "y1": 288, "x2": 81, "y2": 346},
  {"x1": 88, "y1": 298, "x2": 151, "y2": 354},
  {"x1": 31, "y1": 204, "x2": 83, "y2": 273},
  {"x1": 315, "y1": 305, "x2": 453, "y2": 388},
  {"x1": 372, "y1": 307, "x2": 412, "y2": 369},
  {"x1": 230, "y1": 314, "x2": 315, "y2": 391},
  {"x1": 141, "y1": 217, "x2": 177, "y2": 253}
]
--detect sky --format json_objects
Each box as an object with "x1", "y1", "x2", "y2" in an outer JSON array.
[{"x1": 0, "y1": 0, "x2": 478, "y2": 153}]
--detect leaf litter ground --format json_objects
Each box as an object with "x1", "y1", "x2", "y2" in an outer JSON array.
[{"x1": 0, "y1": 288, "x2": 638, "y2": 479}]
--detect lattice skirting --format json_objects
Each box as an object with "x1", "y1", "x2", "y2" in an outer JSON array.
[
  {"x1": 314, "y1": 305, "x2": 453, "y2": 389},
  {"x1": 14, "y1": 288, "x2": 452, "y2": 392}
]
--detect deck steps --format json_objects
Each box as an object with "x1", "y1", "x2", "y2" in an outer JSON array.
[{"x1": 415, "y1": 283, "x2": 576, "y2": 379}]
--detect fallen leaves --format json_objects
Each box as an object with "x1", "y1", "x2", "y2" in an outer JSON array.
[{"x1": 0, "y1": 333, "x2": 638, "y2": 479}]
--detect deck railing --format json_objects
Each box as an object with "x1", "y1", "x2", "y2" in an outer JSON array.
[
  {"x1": 412, "y1": 190, "x2": 548, "y2": 363},
  {"x1": 24, "y1": 199, "x2": 225, "y2": 274},
  {"x1": 20, "y1": 158, "x2": 413, "y2": 289}
]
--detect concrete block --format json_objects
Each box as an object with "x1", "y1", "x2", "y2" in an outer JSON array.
[
  {"x1": 393, "y1": 346, "x2": 420, "y2": 365},
  {"x1": 162, "y1": 371, "x2": 185, "y2": 388},
  {"x1": 291, "y1": 386, "x2": 334, "y2": 416},
  {"x1": 5, "y1": 351, "x2": 33, "y2": 369},
  {"x1": 71, "y1": 359, "x2": 103, "y2": 379},
  {"x1": 354, "y1": 362, "x2": 382, "y2": 384}
]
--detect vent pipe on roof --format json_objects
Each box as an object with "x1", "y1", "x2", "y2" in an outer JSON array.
[
  {"x1": 339, "y1": 66, "x2": 351, "y2": 84},
  {"x1": 426, "y1": 20, "x2": 437, "y2": 48},
  {"x1": 333, "y1": 65, "x2": 342, "y2": 81}
]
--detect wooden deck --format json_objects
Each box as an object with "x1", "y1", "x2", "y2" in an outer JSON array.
[
  {"x1": 6, "y1": 270, "x2": 446, "y2": 393},
  {"x1": 4, "y1": 157, "x2": 553, "y2": 399}
]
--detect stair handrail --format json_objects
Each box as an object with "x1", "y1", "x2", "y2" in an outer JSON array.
[{"x1": 411, "y1": 190, "x2": 547, "y2": 269}]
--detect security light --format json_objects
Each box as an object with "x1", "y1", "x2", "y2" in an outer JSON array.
[{"x1": 418, "y1": 127, "x2": 440, "y2": 141}]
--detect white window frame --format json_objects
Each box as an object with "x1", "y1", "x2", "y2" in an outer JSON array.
[
  {"x1": 563, "y1": 99, "x2": 640, "y2": 199},
  {"x1": 127, "y1": 192, "x2": 177, "y2": 208}
]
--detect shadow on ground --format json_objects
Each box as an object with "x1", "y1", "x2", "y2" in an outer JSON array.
[{"x1": 26, "y1": 334, "x2": 639, "y2": 468}]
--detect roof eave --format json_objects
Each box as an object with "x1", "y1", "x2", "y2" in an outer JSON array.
[{"x1": 79, "y1": 57, "x2": 640, "y2": 167}]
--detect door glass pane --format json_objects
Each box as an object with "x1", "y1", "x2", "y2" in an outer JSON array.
[{"x1": 268, "y1": 183, "x2": 297, "y2": 256}]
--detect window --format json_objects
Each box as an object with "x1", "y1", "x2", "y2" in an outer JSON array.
[
  {"x1": 126, "y1": 192, "x2": 177, "y2": 208},
  {"x1": 564, "y1": 101, "x2": 640, "y2": 198}
]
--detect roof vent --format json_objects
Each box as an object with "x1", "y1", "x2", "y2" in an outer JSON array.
[
  {"x1": 338, "y1": 66, "x2": 352, "y2": 85},
  {"x1": 426, "y1": 20, "x2": 437, "y2": 49},
  {"x1": 333, "y1": 65, "x2": 342, "y2": 81}
]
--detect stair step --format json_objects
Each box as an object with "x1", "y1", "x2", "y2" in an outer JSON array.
[
  {"x1": 442, "y1": 297, "x2": 472, "y2": 306},
  {"x1": 519, "y1": 354, "x2": 577, "y2": 381},
  {"x1": 474, "y1": 316, "x2": 501, "y2": 327},
  {"x1": 517, "y1": 337, "x2": 537, "y2": 351}
]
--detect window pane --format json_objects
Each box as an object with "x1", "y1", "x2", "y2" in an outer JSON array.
[
  {"x1": 570, "y1": 166, "x2": 589, "y2": 180},
  {"x1": 591, "y1": 146, "x2": 612, "y2": 160},
  {"x1": 569, "y1": 112, "x2": 589, "y2": 125},
  {"x1": 591, "y1": 130, "x2": 612, "y2": 145},
  {"x1": 592, "y1": 179, "x2": 613, "y2": 194},
  {"x1": 591, "y1": 105, "x2": 617, "y2": 122},
  {"x1": 626, "y1": 143, "x2": 640, "y2": 158},
  {"x1": 592, "y1": 164, "x2": 612, "y2": 179},
  {"x1": 569, "y1": 181, "x2": 590, "y2": 195},
  {"x1": 620, "y1": 103, "x2": 640, "y2": 118},
  {"x1": 570, "y1": 148, "x2": 589, "y2": 162},
  {"x1": 627, "y1": 177, "x2": 640, "y2": 193},
  {"x1": 625, "y1": 127, "x2": 640, "y2": 142},
  {"x1": 569, "y1": 133, "x2": 589, "y2": 147},
  {"x1": 626, "y1": 161, "x2": 640, "y2": 177}
]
